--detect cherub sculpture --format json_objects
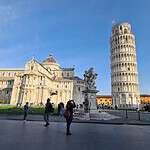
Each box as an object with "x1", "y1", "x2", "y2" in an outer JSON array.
[{"x1": 83, "y1": 68, "x2": 98, "y2": 90}]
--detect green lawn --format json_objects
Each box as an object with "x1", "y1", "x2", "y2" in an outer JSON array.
[{"x1": 0, "y1": 105, "x2": 58, "y2": 115}]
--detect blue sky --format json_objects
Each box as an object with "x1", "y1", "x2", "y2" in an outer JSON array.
[{"x1": 0, "y1": 0, "x2": 150, "y2": 94}]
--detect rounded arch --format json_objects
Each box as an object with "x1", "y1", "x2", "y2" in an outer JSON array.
[{"x1": 124, "y1": 28, "x2": 128, "y2": 34}]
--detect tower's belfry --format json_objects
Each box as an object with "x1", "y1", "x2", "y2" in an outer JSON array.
[{"x1": 110, "y1": 22, "x2": 140, "y2": 108}]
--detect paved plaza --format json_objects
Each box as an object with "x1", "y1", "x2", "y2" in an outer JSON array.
[{"x1": 0, "y1": 120, "x2": 150, "y2": 150}]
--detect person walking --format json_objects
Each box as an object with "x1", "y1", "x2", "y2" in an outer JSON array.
[
  {"x1": 59, "y1": 102, "x2": 65, "y2": 117},
  {"x1": 65, "y1": 100, "x2": 76, "y2": 136},
  {"x1": 57, "y1": 103, "x2": 61, "y2": 115},
  {"x1": 23, "y1": 102, "x2": 29, "y2": 121},
  {"x1": 44, "y1": 98, "x2": 53, "y2": 127}
]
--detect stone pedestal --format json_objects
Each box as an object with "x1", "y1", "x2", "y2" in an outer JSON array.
[
  {"x1": 82, "y1": 89, "x2": 99, "y2": 113},
  {"x1": 75, "y1": 89, "x2": 120, "y2": 121}
]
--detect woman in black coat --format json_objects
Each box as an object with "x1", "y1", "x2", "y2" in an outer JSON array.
[{"x1": 65, "y1": 100, "x2": 76, "y2": 135}]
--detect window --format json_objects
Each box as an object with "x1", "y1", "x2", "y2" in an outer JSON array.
[
  {"x1": 6, "y1": 90, "x2": 9, "y2": 94},
  {"x1": 31, "y1": 66, "x2": 34, "y2": 70},
  {"x1": 78, "y1": 87, "x2": 80, "y2": 91},
  {"x1": 120, "y1": 26, "x2": 122, "y2": 30},
  {"x1": 67, "y1": 73, "x2": 69, "y2": 77},
  {"x1": 60, "y1": 92, "x2": 62, "y2": 97},
  {"x1": 124, "y1": 29, "x2": 127, "y2": 34}
]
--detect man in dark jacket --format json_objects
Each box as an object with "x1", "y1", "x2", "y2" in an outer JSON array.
[
  {"x1": 44, "y1": 98, "x2": 52, "y2": 127},
  {"x1": 65, "y1": 100, "x2": 76, "y2": 135},
  {"x1": 23, "y1": 102, "x2": 29, "y2": 121}
]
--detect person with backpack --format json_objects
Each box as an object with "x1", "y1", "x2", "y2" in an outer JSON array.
[
  {"x1": 44, "y1": 98, "x2": 53, "y2": 127},
  {"x1": 23, "y1": 102, "x2": 29, "y2": 121},
  {"x1": 64, "y1": 100, "x2": 76, "y2": 135}
]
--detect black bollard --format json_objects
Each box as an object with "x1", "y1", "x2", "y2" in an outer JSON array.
[
  {"x1": 138, "y1": 110, "x2": 140, "y2": 121},
  {"x1": 125, "y1": 109, "x2": 128, "y2": 119}
]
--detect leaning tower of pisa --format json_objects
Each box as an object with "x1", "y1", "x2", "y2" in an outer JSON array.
[{"x1": 110, "y1": 22, "x2": 140, "y2": 108}]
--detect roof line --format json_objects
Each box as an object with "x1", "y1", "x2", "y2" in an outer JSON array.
[{"x1": 0, "y1": 68, "x2": 24, "y2": 71}]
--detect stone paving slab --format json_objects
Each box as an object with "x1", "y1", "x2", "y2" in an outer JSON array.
[{"x1": 0, "y1": 120, "x2": 150, "y2": 150}]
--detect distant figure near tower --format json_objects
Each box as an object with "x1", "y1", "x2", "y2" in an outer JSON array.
[{"x1": 110, "y1": 22, "x2": 140, "y2": 108}]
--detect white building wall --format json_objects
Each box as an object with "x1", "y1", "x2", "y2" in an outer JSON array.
[{"x1": 73, "y1": 80, "x2": 85, "y2": 106}]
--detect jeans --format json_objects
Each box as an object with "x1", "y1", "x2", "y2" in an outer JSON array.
[
  {"x1": 66, "y1": 116, "x2": 73, "y2": 134},
  {"x1": 24, "y1": 112, "x2": 28, "y2": 120},
  {"x1": 44, "y1": 112, "x2": 50, "y2": 124}
]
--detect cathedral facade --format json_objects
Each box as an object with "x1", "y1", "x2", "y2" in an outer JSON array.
[{"x1": 0, "y1": 55, "x2": 85, "y2": 107}]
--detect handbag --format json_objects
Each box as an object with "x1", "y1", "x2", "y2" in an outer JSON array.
[{"x1": 63, "y1": 110, "x2": 70, "y2": 119}]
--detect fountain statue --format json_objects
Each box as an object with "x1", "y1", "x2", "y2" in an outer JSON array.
[
  {"x1": 74, "y1": 67, "x2": 120, "y2": 121},
  {"x1": 83, "y1": 68, "x2": 99, "y2": 113}
]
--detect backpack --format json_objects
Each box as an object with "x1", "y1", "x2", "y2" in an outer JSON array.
[{"x1": 46, "y1": 102, "x2": 53, "y2": 113}]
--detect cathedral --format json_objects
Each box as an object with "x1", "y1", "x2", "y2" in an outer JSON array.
[{"x1": 0, "y1": 55, "x2": 85, "y2": 107}]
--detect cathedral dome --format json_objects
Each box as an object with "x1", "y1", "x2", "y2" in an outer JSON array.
[
  {"x1": 42, "y1": 54, "x2": 57, "y2": 64},
  {"x1": 42, "y1": 54, "x2": 61, "y2": 71}
]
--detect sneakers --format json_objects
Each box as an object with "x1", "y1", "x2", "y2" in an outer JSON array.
[
  {"x1": 66, "y1": 132, "x2": 72, "y2": 136},
  {"x1": 44, "y1": 123, "x2": 50, "y2": 127}
]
